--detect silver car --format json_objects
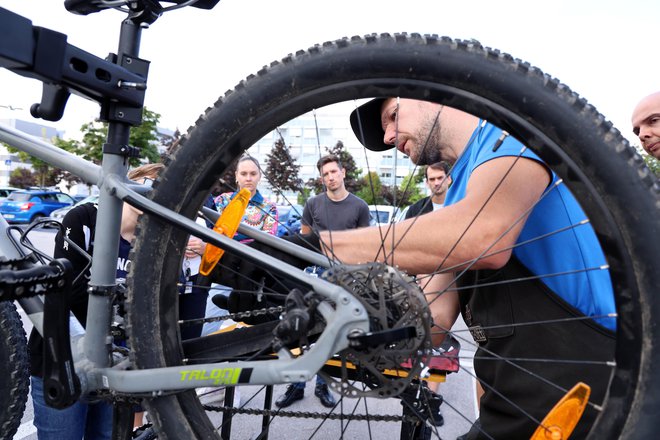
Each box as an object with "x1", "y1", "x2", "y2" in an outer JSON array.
[{"x1": 49, "y1": 194, "x2": 99, "y2": 222}]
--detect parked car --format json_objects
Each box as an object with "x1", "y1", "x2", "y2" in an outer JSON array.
[
  {"x1": 0, "y1": 187, "x2": 19, "y2": 201},
  {"x1": 0, "y1": 189, "x2": 76, "y2": 224},
  {"x1": 368, "y1": 205, "x2": 398, "y2": 226},
  {"x1": 72, "y1": 194, "x2": 90, "y2": 203},
  {"x1": 394, "y1": 205, "x2": 410, "y2": 223},
  {"x1": 49, "y1": 194, "x2": 99, "y2": 222},
  {"x1": 276, "y1": 204, "x2": 303, "y2": 236}
]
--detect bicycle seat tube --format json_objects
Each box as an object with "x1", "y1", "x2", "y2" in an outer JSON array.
[{"x1": 83, "y1": 14, "x2": 149, "y2": 369}]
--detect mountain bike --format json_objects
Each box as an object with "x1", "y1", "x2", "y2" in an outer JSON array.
[{"x1": 1, "y1": 1, "x2": 659, "y2": 439}]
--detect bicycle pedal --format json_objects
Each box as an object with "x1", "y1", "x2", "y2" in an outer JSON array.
[{"x1": 0, "y1": 258, "x2": 71, "y2": 301}]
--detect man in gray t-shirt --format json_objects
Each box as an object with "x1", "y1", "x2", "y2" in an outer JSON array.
[
  {"x1": 301, "y1": 156, "x2": 370, "y2": 234},
  {"x1": 276, "y1": 154, "x2": 370, "y2": 410},
  {"x1": 302, "y1": 191, "x2": 371, "y2": 232}
]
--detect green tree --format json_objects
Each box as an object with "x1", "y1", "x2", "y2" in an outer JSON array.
[
  {"x1": 390, "y1": 172, "x2": 424, "y2": 206},
  {"x1": 55, "y1": 107, "x2": 162, "y2": 166},
  {"x1": 265, "y1": 136, "x2": 302, "y2": 201},
  {"x1": 326, "y1": 141, "x2": 362, "y2": 193},
  {"x1": 3, "y1": 140, "x2": 68, "y2": 188},
  {"x1": 356, "y1": 171, "x2": 384, "y2": 205},
  {"x1": 305, "y1": 176, "x2": 323, "y2": 196},
  {"x1": 297, "y1": 187, "x2": 311, "y2": 205},
  {"x1": 9, "y1": 167, "x2": 36, "y2": 188},
  {"x1": 30, "y1": 161, "x2": 66, "y2": 188},
  {"x1": 305, "y1": 140, "x2": 362, "y2": 196},
  {"x1": 643, "y1": 154, "x2": 660, "y2": 176}
]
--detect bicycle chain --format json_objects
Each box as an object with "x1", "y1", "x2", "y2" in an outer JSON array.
[
  {"x1": 202, "y1": 403, "x2": 410, "y2": 423},
  {"x1": 130, "y1": 406, "x2": 413, "y2": 438},
  {"x1": 181, "y1": 305, "x2": 285, "y2": 326}
]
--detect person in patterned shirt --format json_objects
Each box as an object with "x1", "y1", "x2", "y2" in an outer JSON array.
[{"x1": 214, "y1": 155, "x2": 278, "y2": 240}]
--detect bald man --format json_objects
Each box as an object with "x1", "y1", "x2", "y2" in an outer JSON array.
[{"x1": 631, "y1": 91, "x2": 660, "y2": 159}]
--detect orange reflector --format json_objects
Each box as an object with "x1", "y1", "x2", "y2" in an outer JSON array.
[
  {"x1": 530, "y1": 382, "x2": 591, "y2": 440},
  {"x1": 199, "y1": 188, "x2": 251, "y2": 276}
]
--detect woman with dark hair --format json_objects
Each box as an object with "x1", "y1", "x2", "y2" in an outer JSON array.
[{"x1": 213, "y1": 155, "x2": 278, "y2": 239}]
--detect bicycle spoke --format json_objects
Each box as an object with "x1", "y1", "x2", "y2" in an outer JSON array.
[{"x1": 125, "y1": 33, "x2": 656, "y2": 440}]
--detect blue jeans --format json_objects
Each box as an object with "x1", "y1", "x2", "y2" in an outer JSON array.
[{"x1": 31, "y1": 376, "x2": 113, "y2": 440}]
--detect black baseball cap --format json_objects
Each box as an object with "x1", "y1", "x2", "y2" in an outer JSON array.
[{"x1": 350, "y1": 98, "x2": 393, "y2": 152}]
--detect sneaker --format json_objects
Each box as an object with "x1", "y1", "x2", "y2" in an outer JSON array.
[
  {"x1": 275, "y1": 384, "x2": 304, "y2": 408},
  {"x1": 314, "y1": 383, "x2": 336, "y2": 408},
  {"x1": 430, "y1": 406, "x2": 444, "y2": 427}
]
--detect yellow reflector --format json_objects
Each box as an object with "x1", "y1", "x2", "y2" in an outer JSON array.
[
  {"x1": 199, "y1": 188, "x2": 251, "y2": 276},
  {"x1": 530, "y1": 382, "x2": 591, "y2": 440}
]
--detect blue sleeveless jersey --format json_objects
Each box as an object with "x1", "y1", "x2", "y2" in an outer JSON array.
[{"x1": 444, "y1": 121, "x2": 615, "y2": 330}]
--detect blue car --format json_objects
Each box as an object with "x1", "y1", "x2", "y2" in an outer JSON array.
[
  {"x1": 0, "y1": 189, "x2": 76, "y2": 224},
  {"x1": 276, "y1": 204, "x2": 303, "y2": 237}
]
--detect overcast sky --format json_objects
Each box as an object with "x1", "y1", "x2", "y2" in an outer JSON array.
[{"x1": 1, "y1": 0, "x2": 657, "y2": 145}]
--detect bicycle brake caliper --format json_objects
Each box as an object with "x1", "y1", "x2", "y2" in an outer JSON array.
[{"x1": 273, "y1": 288, "x2": 315, "y2": 349}]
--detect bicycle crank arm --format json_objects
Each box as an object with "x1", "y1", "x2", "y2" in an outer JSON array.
[{"x1": 41, "y1": 259, "x2": 82, "y2": 409}]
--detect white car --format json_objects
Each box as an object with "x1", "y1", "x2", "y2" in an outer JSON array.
[
  {"x1": 0, "y1": 187, "x2": 19, "y2": 201},
  {"x1": 49, "y1": 194, "x2": 99, "y2": 222},
  {"x1": 368, "y1": 205, "x2": 398, "y2": 226}
]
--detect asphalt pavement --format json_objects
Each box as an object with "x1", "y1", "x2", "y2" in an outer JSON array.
[{"x1": 12, "y1": 227, "x2": 478, "y2": 440}]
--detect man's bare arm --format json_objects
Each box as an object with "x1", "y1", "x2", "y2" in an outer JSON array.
[
  {"x1": 319, "y1": 156, "x2": 550, "y2": 274},
  {"x1": 421, "y1": 272, "x2": 460, "y2": 347}
]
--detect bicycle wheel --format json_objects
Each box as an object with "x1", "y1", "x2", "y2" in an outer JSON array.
[
  {"x1": 0, "y1": 301, "x2": 29, "y2": 440},
  {"x1": 127, "y1": 34, "x2": 659, "y2": 439}
]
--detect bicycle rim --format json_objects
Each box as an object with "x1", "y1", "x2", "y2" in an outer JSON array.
[{"x1": 127, "y1": 34, "x2": 660, "y2": 439}]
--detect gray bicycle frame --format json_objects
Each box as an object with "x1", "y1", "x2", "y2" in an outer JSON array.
[{"x1": 0, "y1": 116, "x2": 369, "y2": 395}]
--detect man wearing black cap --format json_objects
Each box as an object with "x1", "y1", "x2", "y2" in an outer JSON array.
[{"x1": 331, "y1": 98, "x2": 617, "y2": 439}]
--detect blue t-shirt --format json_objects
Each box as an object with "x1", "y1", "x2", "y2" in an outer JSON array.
[{"x1": 444, "y1": 121, "x2": 615, "y2": 330}]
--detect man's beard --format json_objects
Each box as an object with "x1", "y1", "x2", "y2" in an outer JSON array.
[{"x1": 413, "y1": 115, "x2": 443, "y2": 165}]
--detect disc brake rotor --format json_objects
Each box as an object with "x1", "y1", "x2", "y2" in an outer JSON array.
[{"x1": 319, "y1": 262, "x2": 432, "y2": 398}]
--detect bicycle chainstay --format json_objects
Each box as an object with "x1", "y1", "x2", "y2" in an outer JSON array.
[{"x1": 0, "y1": 256, "x2": 71, "y2": 301}]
